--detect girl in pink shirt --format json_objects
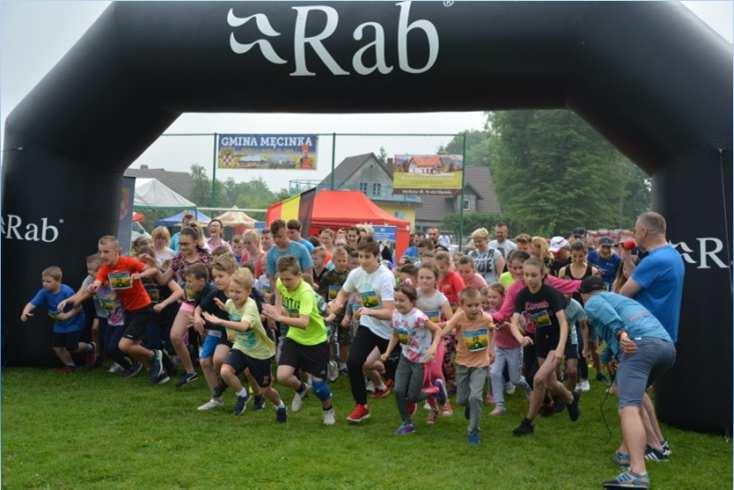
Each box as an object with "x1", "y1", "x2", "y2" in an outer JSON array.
[
  {"x1": 486, "y1": 283, "x2": 530, "y2": 415},
  {"x1": 457, "y1": 256, "x2": 488, "y2": 290}
]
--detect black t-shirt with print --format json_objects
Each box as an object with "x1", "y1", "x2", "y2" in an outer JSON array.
[
  {"x1": 514, "y1": 284, "x2": 566, "y2": 333},
  {"x1": 199, "y1": 283, "x2": 229, "y2": 334}
]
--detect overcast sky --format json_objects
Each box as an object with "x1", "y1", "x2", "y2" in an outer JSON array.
[{"x1": 1, "y1": 1, "x2": 731, "y2": 193}]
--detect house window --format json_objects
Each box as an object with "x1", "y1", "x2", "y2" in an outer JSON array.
[
  {"x1": 372, "y1": 183, "x2": 381, "y2": 195},
  {"x1": 359, "y1": 182, "x2": 368, "y2": 193},
  {"x1": 463, "y1": 198, "x2": 471, "y2": 210}
]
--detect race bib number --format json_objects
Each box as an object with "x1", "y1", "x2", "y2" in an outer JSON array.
[
  {"x1": 424, "y1": 310, "x2": 440, "y2": 323},
  {"x1": 530, "y1": 310, "x2": 552, "y2": 328},
  {"x1": 396, "y1": 327, "x2": 411, "y2": 345},
  {"x1": 360, "y1": 290, "x2": 380, "y2": 309},
  {"x1": 463, "y1": 328, "x2": 489, "y2": 352},
  {"x1": 109, "y1": 271, "x2": 132, "y2": 290}
]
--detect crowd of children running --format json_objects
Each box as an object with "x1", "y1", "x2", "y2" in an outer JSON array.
[{"x1": 21, "y1": 212, "x2": 681, "y2": 489}]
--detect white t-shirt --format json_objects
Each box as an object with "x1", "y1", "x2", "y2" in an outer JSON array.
[
  {"x1": 488, "y1": 239, "x2": 517, "y2": 259},
  {"x1": 155, "y1": 247, "x2": 177, "y2": 267},
  {"x1": 342, "y1": 264, "x2": 395, "y2": 339},
  {"x1": 416, "y1": 290, "x2": 449, "y2": 323}
]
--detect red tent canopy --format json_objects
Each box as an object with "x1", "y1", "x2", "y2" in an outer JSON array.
[{"x1": 267, "y1": 190, "x2": 411, "y2": 258}]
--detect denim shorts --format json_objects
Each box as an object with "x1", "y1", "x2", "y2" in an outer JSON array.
[
  {"x1": 617, "y1": 337, "x2": 676, "y2": 408},
  {"x1": 199, "y1": 331, "x2": 224, "y2": 359}
]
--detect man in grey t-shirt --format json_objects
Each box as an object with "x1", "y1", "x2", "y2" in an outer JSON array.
[{"x1": 488, "y1": 222, "x2": 517, "y2": 259}]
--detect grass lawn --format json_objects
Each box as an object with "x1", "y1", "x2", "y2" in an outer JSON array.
[{"x1": 2, "y1": 366, "x2": 731, "y2": 489}]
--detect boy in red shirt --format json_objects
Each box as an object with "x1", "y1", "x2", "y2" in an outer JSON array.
[{"x1": 59, "y1": 236, "x2": 169, "y2": 384}]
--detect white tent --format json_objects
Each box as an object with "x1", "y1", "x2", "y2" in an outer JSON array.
[{"x1": 134, "y1": 178, "x2": 196, "y2": 208}]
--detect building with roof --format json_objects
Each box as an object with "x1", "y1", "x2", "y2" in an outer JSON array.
[
  {"x1": 318, "y1": 153, "x2": 421, "y2": 227},
  {"x1": 414, "y1": 166, "x2": 502, "y2": 233}
]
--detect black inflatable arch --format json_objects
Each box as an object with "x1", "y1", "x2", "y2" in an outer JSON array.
[{"x1": 2, "y1": 2, "x2": 731, "y2": 432}]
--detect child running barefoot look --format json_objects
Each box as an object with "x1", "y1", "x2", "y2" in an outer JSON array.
[
  {"x1": 263, "y1": 256, "x2": 336, "y2": 426},
  {"x1": 204, "y1": 268, "x2": 286, "y2": 422},
  {"x1": 381, "y1": 284, "x2": 442, "y2": 435},
  {"x1": 21, "y1": 266, "x2": 93, "y2": 372},
  {"x1": 442, "y1": 288, "x2": 495, "y2": 445},
  {"x1": 511, "y1": 257, "x2": 581, "y2": 436}
]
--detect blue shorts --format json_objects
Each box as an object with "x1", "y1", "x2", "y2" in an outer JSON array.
[
  {"x1": 199, "y1": 331, "x2": 224, "y2": 359},
  {"x1": 617, "y1": 338, "x2": 676, "y2": 408}
]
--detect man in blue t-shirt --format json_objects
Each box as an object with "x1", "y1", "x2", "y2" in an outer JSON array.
[
  {"x1": 267, "y1": 219, "x2": 314, "y2": 280},
  {"x1": 618, "y1": 212, "x2": 685, "y2": 343},
  {"x1": 588, "y1": 237, "x2": 621, "y2": 290}
]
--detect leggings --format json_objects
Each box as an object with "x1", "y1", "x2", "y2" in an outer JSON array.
[{"x1": 347, "y1": 326, "x2": 389, "y2": 405}]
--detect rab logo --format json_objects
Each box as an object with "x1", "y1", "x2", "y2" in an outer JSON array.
[
  {"x1": 673, "y1": 238, "x2": 729, "y2": 270},
  {"x1": 228, "y1": 1, "x2": 439, "y2": 77},
  {"x1": 1, "y1": 215, "x2": 61, "y2": 243}
]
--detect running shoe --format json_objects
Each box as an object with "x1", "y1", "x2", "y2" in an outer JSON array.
[
  {"x1": 434, "y1": 379, "x2": 448, "y2": 406},
  {"x1": 233, "y1": 394, "x2": 249, "y2": 415},
  {"x1": 372, "y1": 385, "x2": 392, "y2": 399},
  {"x1": 175, "y1": 371, "x2": 199, "y2": 388},
  {"x1": 254, "y1": 395, "x2": 266, "y2": 411},
  {"x1": 323, "y1": 408, "x2": 336, "y2": 426},
  {"x1": 512, "y1": 418, "x2": 534, "y2": 437},
  {"x1": 346, "y1": 404, "x2": 370, "y2": 423},
  {"x1": 612, "y1": 451, "x2": 631, "y2": 467},
  {"x1": 123, "y1": 362, "x2": 143, "y2": 378},
  {"x1": 567, "y1": 391, "x2": 581, "y2": 421},
  {"x1": 441, "y1": 401, "x2": 454, "y2": 417},
  {"x1": 291, "y1": 384, "x2": 310, "y2": 412},
  {"x1": 276, "y1": 404, "x2": 287, "y2": 423},
  {"x1": 198, "y1": 398, "x2": 224, "y2": 411},
  {"x1": 467, "y1": 431, "x2": 481, "y2": 446},
  {"x1": 602, "y1": 470, "x2": 649, "y2": 489},
  {"x1": 644, "y1": 446, "x2": 669, "y2": 462},
  {"x1": 394, "y1": 422, "x2": 415, "y2": 435}
]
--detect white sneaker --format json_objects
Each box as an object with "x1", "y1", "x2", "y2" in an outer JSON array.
[
  {"x1": 108, "y1": 362, "x2": 124, "y2": 374},
  {"x1": 366, "y1": 379, "x2": 375, "y2": 393},
  {"x1": 291, "y1": 386, "x2": 309, "y2": 412},
  {"x1": 197, "y1": 398, "x2": 224, "y2": 411},
  {"x1": 579, "y1": 379, "x2": 591, "y2": 392},
  {"x1": 323, "y1": 408, "x2": 336, "y2": 426},
  {"x1": 423, "y1": 401, "x2": 432, "y2": 411},
  {"x1": 327, "y1": 360, "x2": 339, "y2": 382},
  {"x1": 505, "y1": 382, "x2": 516, "y2": 395}
]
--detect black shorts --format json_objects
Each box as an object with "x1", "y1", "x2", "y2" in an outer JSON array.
[
  {"x1": 564, "y1": 326, "x2": 579, "y2": 359},
  {"x1": 123, "y1": 306, "x2": 155, "y2": 341},
  {"x1": 278, "y1": 337, "x2": 329, "y2": 379},
  {"x1": 224, "y1": 349, "x2": 273, "y2": 387},
  {"x1": 535, "y1": 326, "x2": 560, "y2": 359},
  {"x1": 52, "y1": 330, "x2": 81, "y2": 350}
]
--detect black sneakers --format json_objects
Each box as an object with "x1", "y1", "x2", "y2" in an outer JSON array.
[
  {"x1": 512, "y1": 418, "x2": 534, "y2": 436},
  {"x1": 233, "y1": 394, "x2": 249, "y2": 415},
  {"x1": 276, "y1": 404, "x2": 287, "y2": 423},
  {"x1": 567, "y1": 391, "x2": 581, "y2": 421},
  {"x1": 254, "y1": 395, "x2": 266, "y2": 411},
  {"x1": 176, "y1": 371, "x2": 199, "y2": 388}
]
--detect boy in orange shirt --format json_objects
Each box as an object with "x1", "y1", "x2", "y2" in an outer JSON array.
[{"x1": 59, "y1": 235, "x2": 170, "y2": 384}]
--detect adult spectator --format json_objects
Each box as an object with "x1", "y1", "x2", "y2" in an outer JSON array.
[
  {"x1": 489, "y1": 222, "x2": 517, "y2": 259},
  {"x1": 205, "y1": 218, "x2": 231, "y2": 253},
  {"x1": 619, "y1": 212, "x2": 684, "y2": 343},
  {"x1": 468, "y1": 228, "x2": 505, "y2": 284},
  {"x1": 427, "y1": 227, "x2": 440, "y2": 247},
  {"x1": 170, "y1": 211, "x2": 195, "y2": 252},
  {"x1": 588, "y1": 236, "x2": 621, "y2": 290},
  {"x1": 548, "y1": 236, "x2": 571, "y2": 277},
  {"x1": 286, "y1": 219, "x2": 314, "y2": 252},
  {"x1": 267, "y1": 219, "x2": 313, "y2": 280},
  {"x1": 151, "y1": 226, "x2": 176, "y2": 268}
]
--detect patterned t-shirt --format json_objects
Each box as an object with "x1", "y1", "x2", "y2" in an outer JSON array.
[{"x1": 392, "y1": 308, "x2": 433, "y2": 363}]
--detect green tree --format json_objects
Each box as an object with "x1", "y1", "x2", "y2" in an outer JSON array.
[
  {"x1": 190, "y1": 164, "x2": 212, "y2": 206},
  {"x1": 487, "y1": 110, "x2": 649, "y2": 235},
  {"x1": 439, "y1": 129, "x2": 493, "y2": 167}
]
